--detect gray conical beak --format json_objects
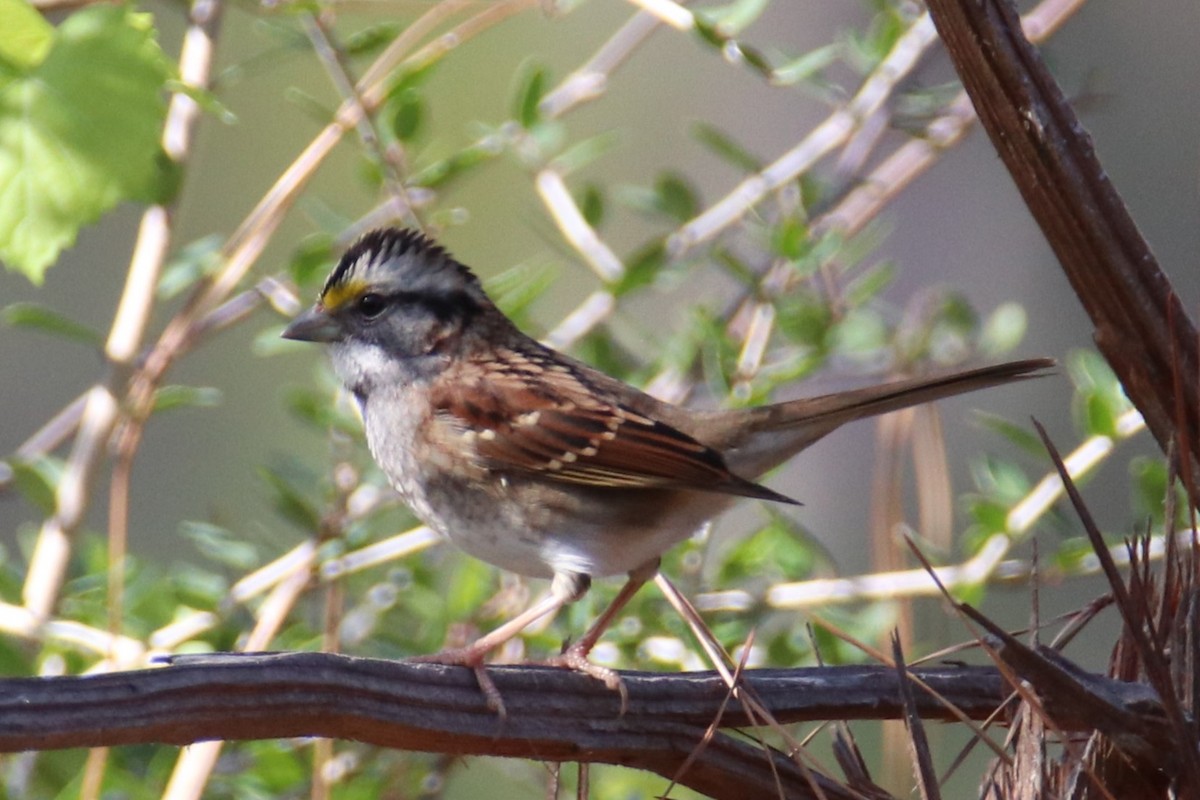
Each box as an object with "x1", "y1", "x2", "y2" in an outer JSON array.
[{"x1": 282, "y1": 306, "x2": 342, "y2": 343}]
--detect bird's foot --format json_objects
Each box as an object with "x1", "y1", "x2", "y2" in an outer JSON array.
[
  {"x1": 538, "y1": 643, "x2": 628, "y2": 713},
  {"x1": 409, "y1": 646, "x2": 506, "y2": 717}
]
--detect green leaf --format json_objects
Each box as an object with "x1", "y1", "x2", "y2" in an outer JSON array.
[
  {"x1": 411, "y1": 138, "x2": 503, "y2": 188},
  {"x1": 974, "y1": 412, "x2": 1044, "y2": 457},
  {"x1": 180, "y1": 521, "x2": 258, "y2": 570},
  {"x1": 0, "y1": 0, "x2": 53, "y2": 70},
  {"x1": 693, "y1": 16, "x2": 725, "y2": 48},
  {"x1": 1083, "y1": 391, "x2": 1117, "y2": 438},
  {"x1": 771, "y1": 216, "x2": 808, "y2": 260},
  {"x1": 617, "y1": 173, "x2": 699, "y2": 222},
  {"x1": 775, "y1": 293, "x2": 831, "y2": 349},
  {"x1": 288, "y1": 232, "x2": 335, "y2": 287},
  {"x1": 737, "y1": 43, "x2": 773, "y2": 77},
  {"x1": 971, "y1": 455, "x2": 1030, "y2": 504},
  {"x1": 550, "y1": 131, "x2": 620, "y2": 174},
  {"x1": 445, "y1": 557, "x2": 496, "y2": 621},
  {"x1": 0, "y1": 6, "x2": 171, "y2": 282},
  {"x1": 282, "y1": 385, "x2": 362, "y2": 435},
  {"x1": 1129, "y1": 456, "x2": 1169, "y2": 525},
  {"x1": 9, "y1": 457, "x2": 63, "y2": 515},
  {"x1": 613, "y1": 241, "x2": 665, "y2": 296},
  {"x1": 964, "y1": 495, "x2": 1008, "y2": 534},
  {"x1": 485, "y1": 261, "x2": 558, "y2": 322},
  {"x1": 979, "y1": 302, "x2": 1027, "y2": 356},
  {"x1": 152, "y1": 385, "x2": 223, "y2": 413},
  {"x1": 388, "y1": 87, "x2": 424, "y2": 142},
  {"x1": 166, "y1": 79, "x2": 235, "y2": 125},
  {"x1": 2, "y1": 302, "x2": 100, "y2": 344},
  {"x1": 842, "y1": 260, "x2": 894, "y2": 306},
  {"x1": 831, "y1": 307, "x2": 888, "y2": 358},
  {"x1": 691, "y1": 122, "x2": 761, "y2": 172},
  {"x1": 512, "y1": 61, "x2": 547, "y2": 129},
  {"x1": 772, "y1": 44, "x2": 840, "y2": 86},
  {"x1": 697, "y1": 0, "x2": 769, "y2": 37},
  {"x1": 717, "y1": 514, "x2": 814, "y2": 586},
  {"x1": 343, "y1": 21, "x2": 402, "y2": 57},
  {"x1": 578, "y1": 183, "x2": 605, "y2": 227},
  {"x1": 1068, "y1": 349, "x2": 1131, "y2": 418},
  {"x1": 259, "y1": 461, "x2": 322, "y2": 531},
  {"x1": 1053, "y1": 537, "x2": 1095, "y2": 573},
  {"x1": 157, "y1": 234, "x2": 223, "y2": 299},
  {"x1": 655, "y1": 173, "x2": 699, "y2": 222}
]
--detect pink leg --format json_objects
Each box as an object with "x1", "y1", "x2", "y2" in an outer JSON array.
[
  {"x1": 539, "y1": 559, "x2": 659, "y2": 709},
  {"x1": 410, "y1": 571, "x2": 588, "y2": 714}
]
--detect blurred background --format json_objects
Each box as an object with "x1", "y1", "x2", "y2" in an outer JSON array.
[{"x1": 1, "y1": 0, "x2": 1198, "y2": 795}]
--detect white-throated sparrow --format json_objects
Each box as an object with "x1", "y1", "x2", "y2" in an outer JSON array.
[{"x1": 283, "y1": 227, "x2": 1049, "y2": 704}]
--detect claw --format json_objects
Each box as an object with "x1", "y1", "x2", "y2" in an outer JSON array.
[
  {"x1": 538, "y1": 644, "x2": 628, "y2": 715},
  {"x1": 410, "y1": 647, "x2": 507, "y2": 717}
]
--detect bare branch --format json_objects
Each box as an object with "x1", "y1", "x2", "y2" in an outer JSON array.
[{"x1": 924, "y1": 0, "x2": 1200, "y2": 481}]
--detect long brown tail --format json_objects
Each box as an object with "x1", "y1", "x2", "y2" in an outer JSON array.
[
  {"x1": 765, "y1": 357, "x2": 1053, "y2": 429},
  {"x1": 725, "y1": 357, "x2": 1054, "y2": 478}
]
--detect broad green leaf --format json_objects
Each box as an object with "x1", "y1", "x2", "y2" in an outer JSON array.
[
  {"x1": 0, "y1": 0, "x2": 53, "y2": 71},
  {"x1": 2, "y1": 302, "x2": 100, "y2": 344},
  {"x1": 0, "y1": 6, "x2": 171, "y2": 282}
]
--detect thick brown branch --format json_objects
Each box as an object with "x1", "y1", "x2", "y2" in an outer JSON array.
[
  {"x1": 1, "y1": 653, "x2": 1004, "y2": 800},
  {"x1": 924, "y1": 0, "x2": 1200, "y2": 470},
  {"x1": 0, "y1": 652, "x2": 1169, "y2": 798}
]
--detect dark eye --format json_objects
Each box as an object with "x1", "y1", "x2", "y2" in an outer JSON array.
[{"x1": 356, "y1": 293, "x2": 387, "y2": 319}]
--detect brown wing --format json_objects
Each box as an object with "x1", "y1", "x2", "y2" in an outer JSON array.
[{"x1": 432, "y1": 349, "x2": 797, "y2": 504}]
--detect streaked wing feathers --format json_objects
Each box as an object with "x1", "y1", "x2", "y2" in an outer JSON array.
[{"x1": 433, "y1": 351, "x2": 796, "y2": 504}]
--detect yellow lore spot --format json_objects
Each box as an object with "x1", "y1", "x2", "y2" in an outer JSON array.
[{"x1": 321, "y1": 277, "x2": 369, "y2": 313}]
